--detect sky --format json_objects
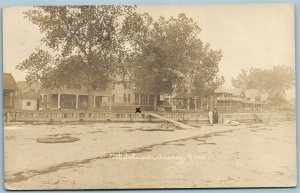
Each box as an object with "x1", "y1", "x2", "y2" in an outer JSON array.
[{"x1": 3, "y1": 4, "x2": 295, "y2": 96}]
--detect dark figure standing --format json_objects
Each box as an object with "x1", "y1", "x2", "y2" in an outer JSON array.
[{"x1": 213, "y1": 109, "x2": 219, "y2": 124}]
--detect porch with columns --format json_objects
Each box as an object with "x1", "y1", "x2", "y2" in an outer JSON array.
[{"x1": 40, "y1": 93, "x2": 112, "y2": 110}]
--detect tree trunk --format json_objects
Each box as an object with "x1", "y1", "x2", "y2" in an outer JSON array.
[
  {"x1": 87, "y1": 88, "x2": 94, "y2": 111},
  {"x1": 153, "y1": 93, "x2": 158, "y2": 111},
  {"x1": 206, "y1": 99, "x2": 209, "y2": 110}
]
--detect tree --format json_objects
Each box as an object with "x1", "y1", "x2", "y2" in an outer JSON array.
[
  {"x1": 232, "y1": 65, "x2": 295, "y2": 105},
  {"x1": 268, "y1": 91, "x2": 288, "y2": 106},
  {"x1": 232, "y1": 68, "x2": 267, "y2": 91},
  {"x1": 189, "y1": 43, "x2": 224, "y2": 100},
  {"x1": 17, "y1": 6, "x2": 135, "y2": 109},
  {"x1": 122, "y1": 13, "x2": 224, "y2": 109}
]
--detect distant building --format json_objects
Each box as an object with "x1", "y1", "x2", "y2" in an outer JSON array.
[
  {"x1": 6, "y1": 73, "x2": 270, "y2": 112},
  {"x1": 209, "y1": 87, "x2": 245, "y2": 110},
  {"x1": 38, "y1": 78, "x2": 156, "y2": 111},
  {"x1": 198, "y1": 86, "x2": 268, "y2": 111},
  {"x1": 161, "y1": 76, "x2": 195, "y2": 111},
  {"x1": 111, "y1": 80, "x2": 134, "y2": 105},
  {"x1": 111, "y1": 80, "x2": 155, "y2": 111},
  {"x1": 3, "y1": 73, "x2": 19, "y2": 109},
  {"x1": 17, "y1": 81, "x2": 41, "y2": 93},
  {"x1": 20, "y1": 90, "x2": 39, "y2": 110},
  {"x1": 244, "y1": 89, "x2": 260, "y2": 102},
  {"x1": 15, "y1": 81, "x2": 41, "y2": 110},
  {"x1": 173, "y1": 93, "x2": 191, "y2": 111},
  {"x1": 244, "y1": 89, "x2": 267, "y2": 110}
]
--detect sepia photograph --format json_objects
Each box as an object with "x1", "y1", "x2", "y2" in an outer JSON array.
[{"x1": 2, "y1": 3, "x2": 296, "y2": 190}]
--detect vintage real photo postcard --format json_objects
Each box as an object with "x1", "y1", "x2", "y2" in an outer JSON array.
[{"x1": 3, "y1": 3, "x2": 296, "y2": 190}]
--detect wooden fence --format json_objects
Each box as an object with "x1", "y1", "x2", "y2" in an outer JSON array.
[{"x1": 3, "y1": 110, "x2": 295, "y2": 124}]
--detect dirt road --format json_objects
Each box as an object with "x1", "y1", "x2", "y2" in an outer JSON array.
[{"x1": 4, "y1": 121, "x2": 296, "y2": 189}]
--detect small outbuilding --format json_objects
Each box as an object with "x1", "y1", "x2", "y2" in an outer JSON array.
[
  {"x1": 3, "y1": 73, "x2": 19, "y2": 109},
  {"x1": 20, "y1": 90, "x2": 39, "y2": 110}
]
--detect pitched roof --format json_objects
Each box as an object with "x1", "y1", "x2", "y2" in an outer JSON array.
[
  {"x1": 21, "y1": 90, "x2": 39, "y2": 100},
  {"x1": 17, "y1": 81, "x2": 41, "y2": 90},
  {"x1": 230, "y1": 88, "x2": 244, "y2": 96},
  {"x1": 214, "y1": 86, "x2": 232, "y2": 94},
  {"x1": 3, "y1": 73, "x2": 18, "y2": 90},
  {"x1": 16, "y1": 81, "x2": 28, "y2": 90},
  {"x1": 245, "y1": 89, "x2": 259, "y2": 98}
]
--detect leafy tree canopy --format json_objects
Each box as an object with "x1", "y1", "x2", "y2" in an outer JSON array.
[
  {"x1": 232, "y1": 65, "x2": 295, "y2": 94},
  {"x1": 17, "y1": 5, "x2": 136, "y2": 90},
  {"x1": 232, "y1": 65, "x2": 295, "y2": 105},
  {"x1": 17, "y1": 6, "x2": 224, "y2": 109},
  {"x1": 122, "y1": 13, "x2": 224, "y2": 99}
]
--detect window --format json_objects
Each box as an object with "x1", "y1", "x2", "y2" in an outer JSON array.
[
  {"x1": 112, "y1": 94, "x2": 115, "y2": 103},
  {"x1": 101, "y1": 83, "x2": 106, "y2": 91},
  {"x1": 123, "y1": 82, "x2": 127, "y2": 89},
  {"x1": 27, "y1": 101, "x2": 31, "y2": 106},
  {"x1": 124, "y1": 94, "x2": 127, "y2": 103}
]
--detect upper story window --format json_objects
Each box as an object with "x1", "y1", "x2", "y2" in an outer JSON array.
[
  {"x1": 101, "y1": 83, "x2": 106, "y2": 91},
  {"x1": 128, "y1": 81, "x2": 131, "y2": 89},
  {"x1": 123, "y1": 82, "x2": 128, "y2": 89}
]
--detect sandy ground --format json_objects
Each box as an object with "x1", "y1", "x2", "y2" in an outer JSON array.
[{"x1": 4, "y1": 121, "x2": 297, "y2": 190}]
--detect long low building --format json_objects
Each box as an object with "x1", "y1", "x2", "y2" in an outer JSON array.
[
  {"x1": 197, "y1": 87, "x2": 269, "y2": 111},
  {"x1": 38, "y1": 81, "x2": 156, "y2": 111},
  {"x1": 39, "y1": 87, "x2": 111, "y2": 110},
  {"x1": 5, "y1": 73, "x2": 270, "y2": 112}
]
